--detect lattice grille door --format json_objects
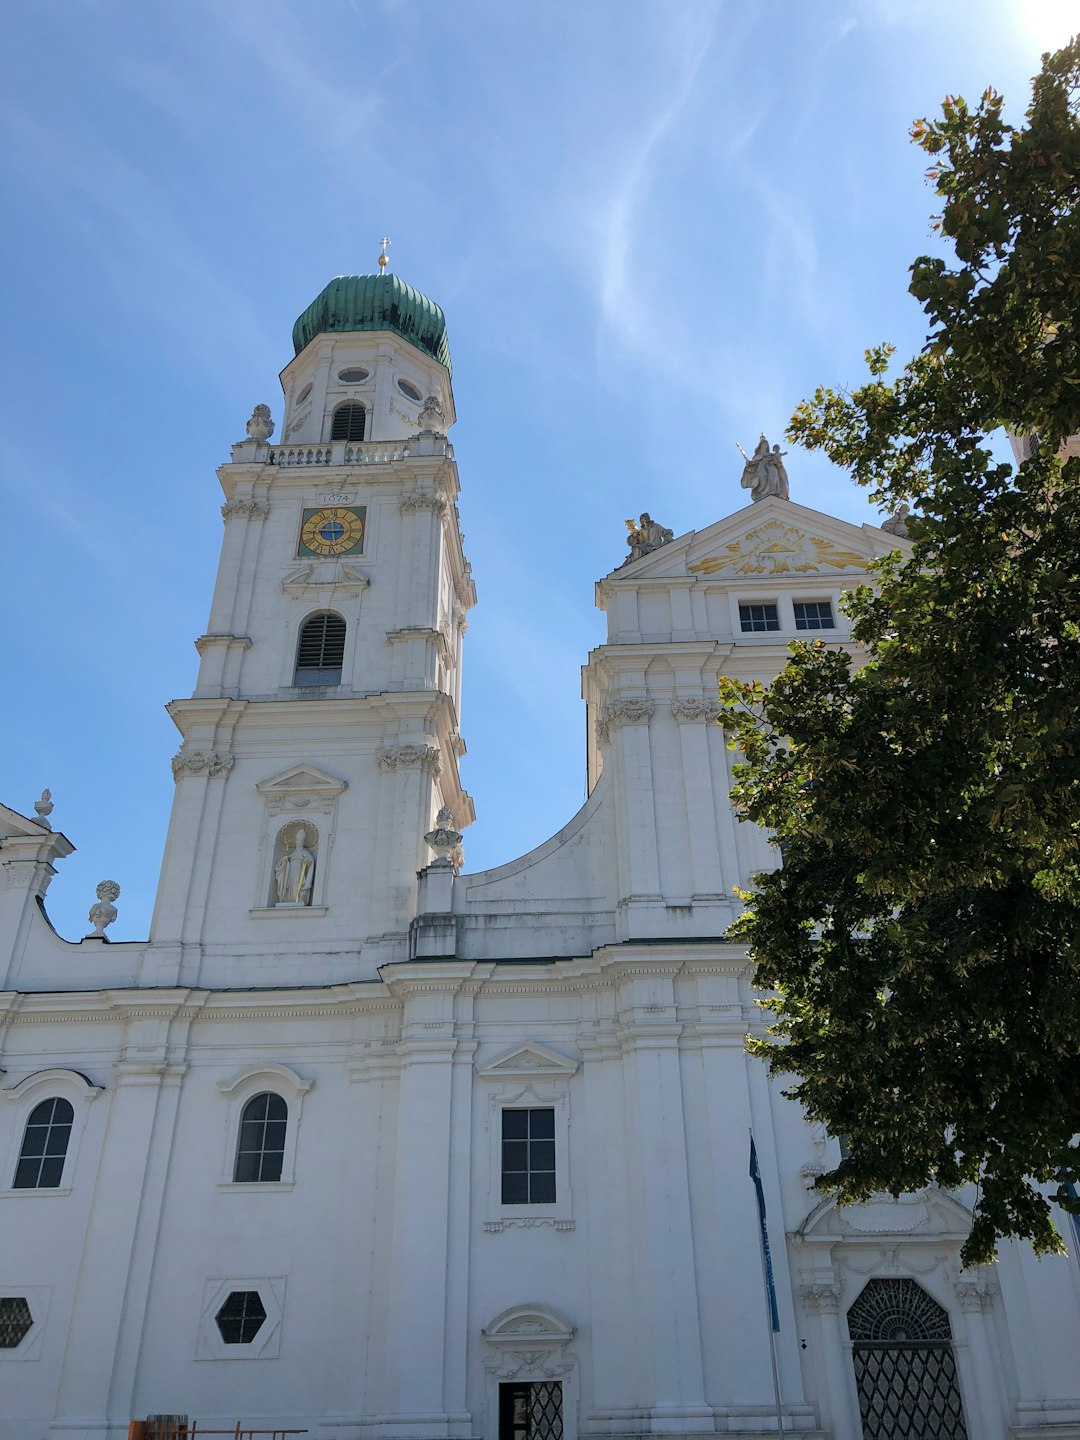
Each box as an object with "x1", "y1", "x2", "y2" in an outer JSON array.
[
  {"x1": 499, "y1": 1381, "x2": 563, "y2": 1440},
  {"x1": 847, "y1": 1279, "x2": 968, "y2": 1439},
  {"x1": 528, "y1": 1383, "x2": 563, "y2": 1440}
]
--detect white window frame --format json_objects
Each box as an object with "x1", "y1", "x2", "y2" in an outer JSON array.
[
  {"x1": 0, "y1": 1069, "x2": 102, "y2": 1198},
  {"x1": 217, "y1": 1064, "x2": 312, "y2": 1191},
  {"x1": 477, "y1": 1043, "x2": 578, "y2": 1233},
  {"x1": 194, "y1": 1274, "x2": 286, "y2": 1361}
]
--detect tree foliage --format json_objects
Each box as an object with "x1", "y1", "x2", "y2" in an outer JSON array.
[{"x1": 719, "y1": 40, "x2": 1080, "y2": 1265}]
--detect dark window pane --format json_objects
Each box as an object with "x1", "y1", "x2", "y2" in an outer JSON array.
[
  {"x1": 794, "y1": 601, "x2": 834, "y2": 630},
  {"x1": 215, "y1": 1289, "x2": 267, "y2": 1345},
  {"x1": 739, "y1": 602, "x2": 780, "y2": 633},
  {"x1": 502, "y1": 1141, "x2": 528, "y2": 1173},
  {"x1": 259, "y1": 1150, "x2": 284, "y2": 1183},
  {"x1": 13, "y1": 1158, "x2": 40, "y2": 1189},
  {"x1": 44, "y1": 1126, "x2": 72, "y2": 1156},
  {"x1": 19, "y1": 1128, "x2": 47, "y2": 1157},
  {"x1": 528, "y1": 1109, "x2": 555, "y2": 1138},
  {"x1": 234, "y1": 1093, "x2": 288, "y2": 1182},
  {"x1": 234, "y1": 1152, "x2": 260, "y2": 1183},
  {"x1": 530, "y1": 1171, "x2": 556, "y2": 1204},
  {"x1": 37, "y1": 1158, "x2": 65, "y2": 1188},
  {"x1": 530, "y1": 1140, "x2": 556, "y2": 1171},
  {"x1": 502, "y1": 1171, "x2": 529, "y2": 1204},
  {"x1": 14, "y1": 1098, "x2": 72, "y2": 1188},
  {"x1": 502, "y1": 1109, "x2": 529, "y2": 1139}
]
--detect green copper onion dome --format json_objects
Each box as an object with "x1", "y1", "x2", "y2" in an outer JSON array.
[{"x1": 291, "y1": 273, "x2": 452, "y2": 375}]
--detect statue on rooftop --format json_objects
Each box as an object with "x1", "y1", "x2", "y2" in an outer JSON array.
[
  {"x1": 625, "y1": 512, "x2": 674, "y2": 562},
  {"x1": 87, "y1": 880, "x2": 120, "y2": 938},
  {"x1": 739, "y1": 434, "x2": 789, "y2": 501}
]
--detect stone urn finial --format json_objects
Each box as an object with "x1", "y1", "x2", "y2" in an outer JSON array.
[
  {"x1": 87, "y1": 880, "x2": 120, "y2": 939},
  {"x1": 417, "y1": 395, "x2": 447, "y2": 435},
  {"x1": 246, "y1": 403, "x2": 275, "y2": 442},
  {"x1": 33, "y1": 788, "x2": 53, "y2": 830},
  {"x1": 424, "y1": 806, "x2": 463, "y2": 865}
]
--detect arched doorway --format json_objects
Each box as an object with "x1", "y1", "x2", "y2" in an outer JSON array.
[{"x1": 847, "y1": 1278, "x2": 968, "y2": 1439}]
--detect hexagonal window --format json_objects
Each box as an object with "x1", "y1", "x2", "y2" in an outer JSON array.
[
  {"x1": 0, "y1": 1297, "x2": 33, "y2": 1349},
  {"x1": 215, "y1": 1290, "x2": 266, "y2": 1345}
]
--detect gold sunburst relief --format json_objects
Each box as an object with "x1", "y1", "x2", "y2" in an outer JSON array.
[{"x1": 688, "y1": 521, "x2": 868, "y2": 577}]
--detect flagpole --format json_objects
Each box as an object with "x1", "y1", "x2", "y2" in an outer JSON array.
[{"x1": 749, "y1": 1130, "x2": 785, "y2": 1436}]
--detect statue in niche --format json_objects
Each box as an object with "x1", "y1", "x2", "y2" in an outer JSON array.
[
  {"x1": 273, "y1": 825, "x2": 316, "y2": 906},
  {"x1": 738, "y1": 434, "x2": 789, "y2": 501},
  {"x1": 625, "y1": 512, "x2": 674, "y2": 562}
]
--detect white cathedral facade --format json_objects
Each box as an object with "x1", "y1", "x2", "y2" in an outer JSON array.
[{"x1": 2, "y1": 271, "x2": 1079, "y2": 1440}]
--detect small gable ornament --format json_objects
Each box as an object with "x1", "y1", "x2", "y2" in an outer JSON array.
[
  {"x1": 246, "y1": 403, "x2": 275, "y2": 442},
  {"x1": 33, "y1": 788, "x2": 53, "y2": 830},
  {"x1": 87, "y1": 880, "x2": 120, "y2": 939},
  {"x1": 417, "y1": 394, "x2": 447, "y2": 435},
  {"x1": 424, "y1": 806, "x2": 463, "y2": 865}
]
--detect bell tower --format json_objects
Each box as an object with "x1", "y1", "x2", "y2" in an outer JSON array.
[{"x1": 148, "y1": 263, "x2": 475, "y2": 988}]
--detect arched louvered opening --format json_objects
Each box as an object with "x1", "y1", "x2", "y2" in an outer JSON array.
[
  {"x1": 847, "y1": 1279, "x2": 968, "y2": 1438},
  {"x1": 14, "y1": 1097, "x2": 74, "y2": 1189},
  {"x1": 234, "y1": 1093, "x2": 288, "y2": 1183},
  {"x1": 330, "y1": 401, "x2": 366, "y2": 442},
  {"x1": 295, "y1": 611, "x2": 346, "y2": 686}
]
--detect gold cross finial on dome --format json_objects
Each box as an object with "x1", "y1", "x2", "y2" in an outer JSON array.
[{"x1": 378, "y1": 236, "x2": 391, "y2": 273}]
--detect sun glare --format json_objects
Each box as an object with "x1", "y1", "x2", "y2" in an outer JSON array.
[{"x1": 1014, "y1": 0, "x2": 1077, "y2": 49}]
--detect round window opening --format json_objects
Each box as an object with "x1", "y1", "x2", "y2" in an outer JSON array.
[
  {"x1": 295, "y1": 382, "x2": 313, "y2": 404},
  {"x1": 397, "y1": 378, "x2": 422, "y2": 402},
  {"x1": 338, "y1": 367, "x2": 370, "y2": 383}
]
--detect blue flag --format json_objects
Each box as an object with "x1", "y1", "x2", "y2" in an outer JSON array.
[{"x1": 749, "y1": 1133, "x2": 781, "y2": 1333}]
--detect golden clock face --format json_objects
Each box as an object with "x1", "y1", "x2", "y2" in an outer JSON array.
[{"x1": 298, "y1": 506, "x2": 366, "y2": 558}]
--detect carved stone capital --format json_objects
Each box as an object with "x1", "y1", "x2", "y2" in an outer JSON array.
[
  {"x1": 399, "y1": 491, "x2": 449, "y2": 517},
  {"x1": 800, "y1": 1280, "x2": 843, "y2": 1314},
  {"x1": 376, "y1": 743, "x2": 442, "y2": 777},
  {"x1": 671, "y1": 697, "x2": 722, "y2": 724},
  {"x1": 595, "y1": 697, "x2": 654, "y2": 744},
  {"x1": 171, "y1": 750, "x2": 235, "y2": 781},
  {"x1": 221, "y1": 499, "x2": 270, "y2": 523},
  {"x1": 954, "y1": 1273, "x2": 996, "y2": 1312}
]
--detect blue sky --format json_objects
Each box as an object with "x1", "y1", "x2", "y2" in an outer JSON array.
[{"x1": 1, "y1": 0, "x2": 1074, "y2": 943}]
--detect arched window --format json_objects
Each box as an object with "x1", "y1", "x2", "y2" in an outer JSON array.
[
  {"x1": 847, "y1": 1278, "x2": 968, "y2": 1438},
  {"x1": 13, "y1": 1097, "x2": 74, "y2": 1189},
  {"x1": 294, "y1": 611, "x2": 346, "y2": 685},
  {"x1": 233, "y1": 1093, "x2": 288, "y2": 1183},
  {"x1": 330, "y1": 401, "x2": 366, "y2": 442}
]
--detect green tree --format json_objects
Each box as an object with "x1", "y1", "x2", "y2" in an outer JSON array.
[{"x1": 719, "y1": 39, "x2": 1080, "y2": 1265}]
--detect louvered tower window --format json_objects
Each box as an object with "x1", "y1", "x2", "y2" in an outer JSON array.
[
  {"x1": 295, "y1": 611, "x2": 346, "y2": 686},
  {"x1": 330, "y1": 402, "x2": 366, "y2": 442}
]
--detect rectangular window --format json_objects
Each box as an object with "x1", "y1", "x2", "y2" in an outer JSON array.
[
  {"x1": 501, "y1": 1108, "x2": 556, "y2": 1204},
  {"x1": 794, "y1": 600, "x2": 835, "y2": 630},
  {"x1": 739, "y1": 602, "x2": 780, "y2": 633}
]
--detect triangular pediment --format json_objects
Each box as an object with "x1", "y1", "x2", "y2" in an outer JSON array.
[
  {"x1": 476, "y1": 1041, "x2": 579, "y2": 1079},
  {"x1": 796, "y1": 1187, "x2": 973, "y2": 1245},
  {"x1": 605, "y1": 498, "x2": 910, "y2": 586},
  {"x1": 255, "y1": 764, "x2": 348, "y2": 800}
]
